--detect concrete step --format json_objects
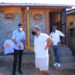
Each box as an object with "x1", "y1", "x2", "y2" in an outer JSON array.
[{"x1": 61, "y1": 47, "x2": 72, "y2": 57}]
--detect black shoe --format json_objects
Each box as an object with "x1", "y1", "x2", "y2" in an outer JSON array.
[{"x1": 18, "y1": 70, "x2": 23, "y2": 75}]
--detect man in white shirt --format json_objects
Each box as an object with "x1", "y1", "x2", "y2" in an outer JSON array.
[
  {"x1": 50, "y1": 25, "x2": 65, "y2": 68},
  {"x1": 12, "y1": 23, "x2": 25, "y2": 75},
  {"x1": 32, "y1": 26, "x2": 53, "y2": 75}
]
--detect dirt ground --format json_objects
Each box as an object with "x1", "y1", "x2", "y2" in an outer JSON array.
[
  {"x1": 0, "y1": 53, "x2": 75, "y2": 75},
  {"x1": 0, "y1": 62, "x2": 75, "y2": 75}
]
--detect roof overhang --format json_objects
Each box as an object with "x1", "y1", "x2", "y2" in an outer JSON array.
[
  {"x1": 67, "y1": 9, "x2": 75, "y2": 15},
  {"x1": 0, "y1": 3, "x2": 71, "y2": 9}
]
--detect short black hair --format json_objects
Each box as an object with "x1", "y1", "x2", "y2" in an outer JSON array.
[{"x1": 18, "y1": 23, "x2": 23, "y2": 27}]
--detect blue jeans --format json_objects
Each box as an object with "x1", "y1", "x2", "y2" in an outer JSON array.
[{"x1": 52, "y1": 45, "x2": 61, "y2": 63}]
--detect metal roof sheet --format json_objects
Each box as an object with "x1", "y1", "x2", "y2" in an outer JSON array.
[{"x1": 0, "y1": 3, "x2": 71, "y2": 7}]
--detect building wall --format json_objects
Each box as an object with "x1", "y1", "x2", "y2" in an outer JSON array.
[
  {"x1": 25, "y1": 9, "x2": 50, "y2": 50},
  {"x1": 29, "y1": 13, "x2": 46, "y2": 46},
  {"x1": 0, "y1": 7, "x2": 22, "y2": 53},
  {"x1": 67, "y1": 15, "x2": 75, "y2": 29},
  {"x1": 67, "y1": 14, "x2": 75, "y2": 48},
  {"x1": 67, "y1": 15, "x2": 75, "y2": 40},
  {"x1": 0, "y1": 7, "x2": 50, "y2": 52},
  {"x1": 51, "y1": 13, "x2": 60, "y2": 25}
]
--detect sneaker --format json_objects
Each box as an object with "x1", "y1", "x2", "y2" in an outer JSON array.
[
  {"x1": 57, "y1": 63, "x2": 61, "y2": 68},
  {"x1": 54, "y1": 63, "x2": 58, "y2": 67}
]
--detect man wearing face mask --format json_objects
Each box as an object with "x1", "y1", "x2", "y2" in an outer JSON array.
[
  {"x1": 12, "y1": 23, "x2": 25, "y2": 75},
  {"x1": 32, "y1": 26, "x2": 53, "y2": 75},
  {"x1": 50, "y1": 25, "x2": 65, "y2": 68}
]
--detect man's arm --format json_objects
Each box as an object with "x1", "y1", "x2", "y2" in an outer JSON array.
[
  {"x1": 12, "y1": 31, "x2": 18, "y2": 45},
  {"x1": 59, "y1": 31, "x2": 66, "y2": 45},
  {"x1": 20, "y1": 39, "x2": 26, "y2": 47},
  {"x1": 60, "y1": 31, "x2": 65, "y2": 37},
  {"x1": 12, "y1": 40, "x2": 17, "y2": 45},
  {"x1": 20, "y1": 32, "x2": 26, "y2": 49},
  {"x1": 45, "y1": 38, "x2": 53, "y2": 50},
  {"x1": 12, "y1": 31, "x2": 21, "y2": 48},
  {"x1": 12, "y1": 40, "x2": 21, "y2": 48}
]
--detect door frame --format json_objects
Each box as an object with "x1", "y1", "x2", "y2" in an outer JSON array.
[{"x1": 25, "y1": 10, "x2": 50, "y2": 50}]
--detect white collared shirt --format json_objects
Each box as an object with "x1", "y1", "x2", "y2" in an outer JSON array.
[{"x1": 50, "y1": 30, "x2": 65, "y2": 45}]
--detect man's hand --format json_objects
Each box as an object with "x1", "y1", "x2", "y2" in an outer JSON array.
[
  {"x1": 20, "y1": 39, "x2": 24, "y2": 42},
  {"x1": 17, "y1": 44, "x2": 21, "y2": 48},
  {"x1": 45, "y1": 38, "x2": 53, "y2": 50},
  {"x1": 45, "y1": 45, "x2": 49, "y2": 50}
]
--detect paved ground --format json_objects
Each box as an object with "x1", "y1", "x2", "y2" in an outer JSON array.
[{"x1": 0, "y1": 47, "x2": 75, "y2": 75}]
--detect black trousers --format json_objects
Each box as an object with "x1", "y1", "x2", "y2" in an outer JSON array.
[{"x1": 12, "y1": 49, "x2": 23, "y2": 73}]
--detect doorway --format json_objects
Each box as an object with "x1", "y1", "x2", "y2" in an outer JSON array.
[
  {"x1": 49, "y1": 12, "x2": 61, "y2": 32},
  {"x1": 25, "y1": 11, "x2": 47, "y2": 50}
]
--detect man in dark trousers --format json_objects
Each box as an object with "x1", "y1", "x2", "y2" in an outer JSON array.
[{"x1": 12, "y1": 23, "x2": 25, "y2": 75}]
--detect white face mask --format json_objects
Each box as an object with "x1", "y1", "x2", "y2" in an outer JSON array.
[{"x1": 19, "y1": 28, "x2": 23, "y2": 31}]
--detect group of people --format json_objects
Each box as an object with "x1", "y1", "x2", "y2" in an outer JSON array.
[{"x1": 10, "y1": 23, "x2": 65, "y2": 75}]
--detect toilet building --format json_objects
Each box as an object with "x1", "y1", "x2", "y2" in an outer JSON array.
[{"x1": 0, "y1": 3, "x2": 71, "y2": 53}]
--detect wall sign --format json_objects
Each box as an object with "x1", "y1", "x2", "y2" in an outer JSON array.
[
  {"x1": 33, "y1": 14, "x2": 43, "y2": 22},
  {"x1": 5, "y1": 13, "x2": 15, "y2": 20}
]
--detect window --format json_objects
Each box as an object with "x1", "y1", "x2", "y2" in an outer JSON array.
[{"x1": 5, "y1": 14, "x2": 15, "y2": 20}]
